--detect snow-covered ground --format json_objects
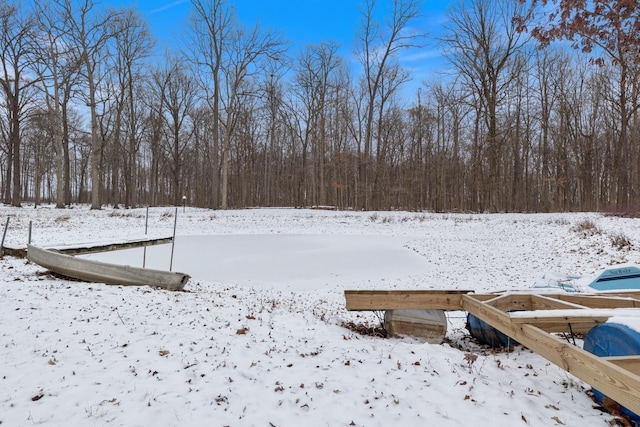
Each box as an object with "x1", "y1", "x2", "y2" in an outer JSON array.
[{"x1": 1, "y1": 206, "x2": 639, "y2": 426}]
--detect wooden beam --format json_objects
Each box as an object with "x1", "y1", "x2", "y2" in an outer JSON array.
[
  {"x1": 3, "y1": 237, "x2": 175, "y2": 259},
  {"x1": 468, "y1": 293, "x2": 500, "y2": 302},
  {"x1": 604, "y1": 356, "x2": 640, "y2": 377},
  {"x1": 53, "y1": 237, "x2": 174, "y2": 255},
  {"x1": 601, "y1": 291, "x2": 640, "y2": 301},
  {"x1": 484, "y1": 294, "x2": 532, "y2": 311},
  {"x1": 507, "y1": 308, "x2": 638, "y2": 332},
  {"x1": 344, "y1": 290, "x2": 472, "y2": 311},
  {"x1": 521, "y1": 324, "x2": 640, "y2": 414},
  {"x1": 554, "y1": 294, "x2": 640, "y2": 309},
  {"x1": 509, "y1": 308, "x2": 640, "y2": 323},
  {"x1": 461, "y1": 294, "x2": 640, "y2": 415},
  {"x1": 461, "y1": 294, "x2": 515, "y2": 336},
  {"x1": 530, "y1": 294, "x2": 589, "y2": 311},
  {"x1": 510, "y1": 319, "x2": 606, "y2": 333}
]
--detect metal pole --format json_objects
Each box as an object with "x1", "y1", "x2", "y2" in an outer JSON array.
[
  {"x1": 169, "y1": 207, "x2": 177, "y2": 272},
  {"x1": 143, "y1": 206, "x2": 149, "y2": 268},
  {"x1": 28, "y1": 220, "x2": 32, "y2": 245},
  {"x1": 1, "y1": 217, "x2": 9, "y2": 255}
]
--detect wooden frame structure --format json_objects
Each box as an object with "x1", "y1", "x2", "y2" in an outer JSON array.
[{"x1": 345, "y1": 289, "x2": 640, "y2": 416}]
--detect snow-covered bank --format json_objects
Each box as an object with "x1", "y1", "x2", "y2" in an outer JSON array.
[{"x1": 2, "y1": 206, "x2": 639, "y2": 426}]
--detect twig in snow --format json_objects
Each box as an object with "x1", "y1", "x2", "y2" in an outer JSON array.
[{"x1": 115, "y1": 309, "x2": 125, "y2": 325}]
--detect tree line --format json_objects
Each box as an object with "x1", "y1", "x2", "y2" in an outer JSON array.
[{"x1": 1, "y1": 0, "x2": 639, "y2": 212}]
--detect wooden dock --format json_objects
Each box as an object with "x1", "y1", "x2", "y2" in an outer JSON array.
[
  {"x1": 48, "y1": 236, "x2": 174, "y2": 255},
  {"x1": 2, "y1": 236, "x2": 173, "y2": 258},
  {"x1": 344, "y1": 289, "x2": 640, "y2": 416}
]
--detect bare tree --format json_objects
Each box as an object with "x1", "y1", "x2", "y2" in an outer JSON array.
[
  {"x1": 292, "y1": 41, "x2": 341, "y2": 207},
  {"x1": 31, "y1": 0, "x2": 83, "y2": 208},
  {"x1": 187, "y1": 0, "x2": 232, "y2": 209},
  {"x1": 53, "y1": 0, "x2": 119, "y2": 210},
  {"x1": 442, "y1": 0, "x2": 528, "y2": 212},
  {"x1": 0, "y1": 2, "x2": 38, "y2": 206},
  {"x1": 354, "y1": 0, "x2": 425, "y2": 210},
  {"x1": 218, "y1": 23, "x2": 285, "y2": 209},
  {"x1": 23, "y1": 107, "x2": 55, "y2": 206},
  {"x1": 150, "y1": 59, "x2": 197, "y2": 205},
  {"x1": 109, "y1": 8, "x2": 154, "y2": 207}
]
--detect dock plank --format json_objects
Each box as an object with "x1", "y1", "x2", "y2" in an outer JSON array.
[{"x1": 344, "y1": 289, "x2": 472, "y2": 311}]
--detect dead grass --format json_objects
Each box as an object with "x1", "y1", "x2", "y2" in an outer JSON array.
[
  {"x1": 571, "y1": 219, "x2": 601, "y2": 237},
  {"x1": 341, "y1": 320, "x2": 387, "y2": 338},
  {"x1": 108, "y1": 211, "x2": 140, "y2": 218},
  {"x1": 54, "y1": 215, "x2": 71, "y2": 223},
  {"x1": 609, "y1": 232, "x2": 632, "y2": 250}
]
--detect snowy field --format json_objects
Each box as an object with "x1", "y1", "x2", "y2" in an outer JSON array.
[{"x1": 1, "y1": 205, "x2": 640, "y2": 426}]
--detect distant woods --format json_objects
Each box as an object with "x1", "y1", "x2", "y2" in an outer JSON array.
[{"x1": 1, "y1": 0, "x2": 640, "y2": 212}]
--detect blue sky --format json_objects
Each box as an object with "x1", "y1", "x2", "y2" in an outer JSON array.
[
  {"x1": 137, "y1": 0, "x2": 450, "y2": 48},
  {"x1": 125, "y1": 0, "x2": 452, "y2": 92}
]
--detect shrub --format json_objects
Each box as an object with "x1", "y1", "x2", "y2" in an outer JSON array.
[
  {"x1": 610, "y1": 232, "x2": 632, "y2": 250},
  {"x1": 571, "y1": 219, "x2": 601, "y2": 236}
]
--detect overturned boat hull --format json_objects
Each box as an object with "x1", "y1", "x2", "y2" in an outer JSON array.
[
  {"x1": 589, "y1": 265, "x2": 640, "y2": 291},
  {"x1": 27, "y1": 244, "x2": 189, "y2": 291}
]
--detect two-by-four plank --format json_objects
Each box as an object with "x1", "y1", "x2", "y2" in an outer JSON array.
[{"x1": 344, "y1": 289, "x2": 472, "y2": 311}]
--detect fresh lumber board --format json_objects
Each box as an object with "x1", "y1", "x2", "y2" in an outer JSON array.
[
  {"x1": 482, "y1": 293, "x2": 590, "y2": 312},
  {"x1": 604, "y1": 356, "x2": 640, "y2": 377},
  {"x1": 461, "y1": 294, "x2": 640, "y2": 415},
  {"x1": 507, "y1": 307, "x2": 640, "y2": 332},
  {"x1": 554, "y1": 294, "x2": 640, "y2": 309},
  {"x1": 601, "y1": 291, "x2": 640, "y2": 300},
  {"x1": 483, "y1": 294, "x2": 532, "y2": 311},
  {"x1": 530, "y1": 294, "x2": 590, "y2": 310},
  {"x1": 344, "y1": 290, "x2": 472, "y2": 311},
  {"x1": 509, "y1": 308, "x2": 640, "y2": 323}
]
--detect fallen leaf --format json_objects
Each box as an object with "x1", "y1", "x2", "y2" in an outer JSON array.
[{"x1": 464, "y1": 352, "x2": 478, "y2": 365}]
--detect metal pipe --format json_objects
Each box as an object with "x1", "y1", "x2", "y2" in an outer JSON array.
[
  {"x1": 169, "y1": 207, "x2": 177, "y2": 272},
  {"x1": 1, "y1": 217, "x2": 9, "y2": 255},
  {"x1": 143, "y1": 206, "x2": 149, "y2": 268}
]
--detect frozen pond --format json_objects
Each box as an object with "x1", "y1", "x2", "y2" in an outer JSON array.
[{"x1": 82, "y1": 234, "x2": 431, "y2": 290}]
